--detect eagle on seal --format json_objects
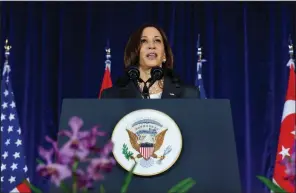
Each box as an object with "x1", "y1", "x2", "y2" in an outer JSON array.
[{"x1": 126, "y1": 129, "x2": 168, "y2": 159}]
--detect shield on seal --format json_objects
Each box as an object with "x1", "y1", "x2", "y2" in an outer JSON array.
[{"x1": 139, "y1": 143, "x2": 154, "y2": 160}]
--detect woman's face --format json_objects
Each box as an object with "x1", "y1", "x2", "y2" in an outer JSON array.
[{"x1": 139, "y1": 27, "x2": 166, "y2": 69}]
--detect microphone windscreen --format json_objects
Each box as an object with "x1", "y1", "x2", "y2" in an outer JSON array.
[
  {"x1": 150, "y1": 66, "x2": 164, "y2": 80},
  {"x1": 126, "y1": 66, "x2": 140, "y2": 80}
]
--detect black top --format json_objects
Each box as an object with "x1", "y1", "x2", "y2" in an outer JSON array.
[{"x1": 100, "y1": 69, "x2": 200, "y2": 99}]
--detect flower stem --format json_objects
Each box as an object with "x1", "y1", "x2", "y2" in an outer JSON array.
[
  {"x1": 100, "y1": 185, "x2": 105, "y2": 193},
  {"x1": 60, "y1": 182, "x2": 71, "y2": 193},
  {"x1": 82, "y1": 188, "x2": 88, "y2": 193},
  {"x1": 72, "y1": 161, "x2": 79, "y2": 193},
  {"x1": 72, "y1": 177, "x2": 77, "y2": 193},
  {"x1": 28, "y1": 183, "x2": 43, "y2": 193}
]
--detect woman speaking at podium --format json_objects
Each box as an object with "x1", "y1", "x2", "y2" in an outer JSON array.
[{"x1": 100, "y1": 24, "x2": 200, "y2": 99}]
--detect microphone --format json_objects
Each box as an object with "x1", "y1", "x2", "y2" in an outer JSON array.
[
  {"x1": 126, "y1": 66, "x2": 140, "y2": 81},
  {"x1": 116, "y1": 66, "x2": 139, "y2": 87},
  {"x1": 125, "y1": 66, "x2": 149, "y2": 98},
  {"x1": 124, "y1": 66, "x2": 164, "y2": 99},
  {"x1": 148, "y1": 66, "x2": 164, "y2": 88}
]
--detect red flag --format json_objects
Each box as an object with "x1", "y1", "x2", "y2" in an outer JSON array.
[
  {"x1": 273, "y1": 59, "x2": 295, "y2": 193},
  {"x1": 98, "y1": 63, "x2": 112, "y2": 98},
  {"x1": 10, "y1": 179, "x2": 31, "y2": 193}
]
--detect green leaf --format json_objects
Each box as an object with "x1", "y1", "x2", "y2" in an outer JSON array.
[
  {"x1": 120, "y1": 162, "x2": 137, "y2": 193},
  {"x1": 81, "y1": 188, "x2": 88, "y2": 193},
  {"x1": 36, "y1": 158, "x2": 44, "y2": 165},
  {"x1": 28, "y1": 183, "x2": 43, "y2": 193},
  {"x1": 100, "y1": 184, "x2": 106, "y2": 193},
  {"x1": 72, "y1": 161, "x2": 79, "y2": 171},
  {"x1": 60, "y1": 182, "x2": 71, "y2": 193},
  {"x1": 175, "y1": 180, "x2": 196, "y2": 193},
  {"x1": 122, "y1": 144, "x2": 127, "y2": 153},
  {"x1": 122, "y1": 144, "x2": 134, "y2": 160},
  {"x1": 256, "y1": 176, "x2": 287, "y2": 193},
  {"x1": 168, "y1": 178, "x2": 195, "y2": 193}
]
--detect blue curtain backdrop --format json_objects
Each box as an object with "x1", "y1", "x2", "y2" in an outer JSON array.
[{"x1": 0, "y1": 1, "x2": 295, "y2": 193}]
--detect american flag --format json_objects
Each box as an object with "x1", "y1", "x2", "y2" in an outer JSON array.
[
  {"x1": 1, "y1": 41, "x2": 31, "y2": 193},
  {"x1": 195, "y1": 36, "x2": 207, "y2": 99},
  {"x1": 195, "y1": 61, "x2": 207, "y2": 99}
]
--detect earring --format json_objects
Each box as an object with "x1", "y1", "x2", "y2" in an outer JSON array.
[{"x1": 162, "y1": 59, "x2": 166, "y2": 63}]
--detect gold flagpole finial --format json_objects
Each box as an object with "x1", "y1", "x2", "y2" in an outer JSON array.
[
  {"x1": 3, "y1": 39, "x2": 12, "y2": 77},
  {"x1": 4, "y1": 39, "x2": 12, "y2": 52},
  {"x1": 105, "y1": 48, "x2": 111, "y2": 58},
  {"x1": 105, "y1": 39, "x2": 111, "y2": 61},
  {"x1": 4, "y1": 39, "x2": 12, "y2": 60}
]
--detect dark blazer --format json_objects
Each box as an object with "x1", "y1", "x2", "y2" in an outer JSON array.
[{"x1": 100, "y1": 69, "x2": 200, "y2": 99}]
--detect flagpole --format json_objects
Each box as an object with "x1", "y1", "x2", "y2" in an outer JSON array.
[
  {"x1": 197, "y1": 34, "x2": 202, "y2": 64},
  {"x1": 196, "y1": 34, "x2": 207, "y2": 99},
  {"x1": 196, "y1": 34, "x2": 206, "y2": 67},
  {"x1": 288, "y1": 34, "x2": 294, "y2": 60},
  {"x1": 105, "y1": 39, "x2": 111, "y2": 71},
  {"x1": 287, "y1": 35, "x2": 295, "y2": 70},
  {"x1": 3, "y1": 39, "x2": 12, "y2": 81}
]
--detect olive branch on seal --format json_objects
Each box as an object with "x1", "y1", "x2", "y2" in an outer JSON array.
[{"x1": 122, "y1": 143, "x2": 134, "y2": 161}]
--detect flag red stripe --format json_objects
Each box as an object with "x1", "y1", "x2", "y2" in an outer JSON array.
[
  {"x1": 140, "y1": 147, "x2": 154, "y2": 159},
  {"x1": 16, "y1": 181, "x2": 31, "y2": 193}
]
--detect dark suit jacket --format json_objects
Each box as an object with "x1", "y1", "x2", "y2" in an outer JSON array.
[{"x1": 100, "y1": 69, "x2": 200, "y2": 99}]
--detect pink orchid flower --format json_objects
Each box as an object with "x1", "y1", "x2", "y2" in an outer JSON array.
[
  {"x1": 100, "y1": 140, "x2": 114, "y2": 157},
  {"x1": 281, "y1": 143, "x2": 296, "y2": 187},
  {"x1": 86, "y1": 141, "x2": 116, "y2": 181},
  {"x1": 80, "y1": 126, "x2": 106, "y2": 152},
  {"x1": 36, "y1": 147, "x2": 72, "y2": 186},
  {"x1": 45, "y1": 117, "x2": 107, "y2": 164},
  {"x1": 37, "y1": 163, "x2": 72, "y2": 186},
  {"x1": 36, "y1": 116, "x2": 116, "y2": 189},
  {"x1": 44, "y1": 136, "x2": 71, "y2": 165},
  {"x1": 87, "y1": 157, "x2": 116, "y2": 181},
  {"x1": 57, "y1": 116, "x2": 93, "y2": 161},
  {"x1": 74, "y1": 169, "x2": 94, "y2": 190}
]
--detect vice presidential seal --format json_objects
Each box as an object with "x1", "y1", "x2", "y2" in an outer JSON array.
[{"x1": 111, "y1": 109, "x2": 183, "y2": 176}]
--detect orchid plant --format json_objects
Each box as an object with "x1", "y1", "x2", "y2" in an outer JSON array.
[
  {"x1": 257, "y1": 140, "x2": 295, "y2": 193},
  {"x1": 29, "y1": 116, "x2": 196, "y2": 193}
]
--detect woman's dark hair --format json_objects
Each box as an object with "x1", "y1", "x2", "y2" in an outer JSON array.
[{"x1": 124, "y1": 23, "x2": 174, "y2": 70}]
